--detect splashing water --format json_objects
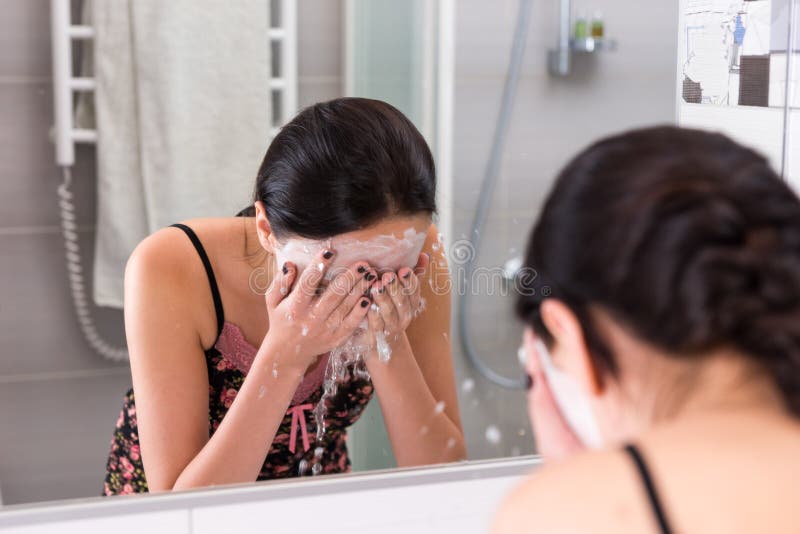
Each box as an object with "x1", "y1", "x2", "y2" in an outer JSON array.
[
  {"x1": 312, "y1": 327, "x2": 375, "y2": 440},
  {"x1": 375, "y1": 330, "x2": 392, "y2": 362},
  {"x1": 414, "y1": 297, "x2": 427, "y2": 318},
  {"x1": 485, "y1": 425, "x2": 502, "y2": 445},
  {"x1": 461, "y1": 378, "x2": 475, "y2": 393}
]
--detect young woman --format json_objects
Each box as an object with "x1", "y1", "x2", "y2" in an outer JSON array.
[
  {"x1": 495, "y1": 127, "x2": 800, "y2": 533},
  {"x1": 103, "y1": 98, "x2": 466, "y2": 495}
]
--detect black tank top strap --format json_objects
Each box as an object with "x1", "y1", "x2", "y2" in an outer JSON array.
[
  {"x1": 169, "y1": 223, "x2": 225, "y2": 339},
  {"x1": 624, "y1": 443, "x2": 673, "y2": 534}
]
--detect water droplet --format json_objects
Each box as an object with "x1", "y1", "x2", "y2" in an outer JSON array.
[
  {"x1": 431, "y1": 243, "x2": 440, "y2": 251},
  {"x1": 462, "y1": 378, "x2": 475, "y2": 393},
  {"x1": 434, "y1": 400, "x2": 446, "y2": 414},
  {"x1": 258, "y1": 385, "x2": 267, "y2": 399},
  {"x1": 442, "y1": 332, "x2": 449, "y2": 342},
  {"x1": 370, "y1": 303, "x2": 379, "y2": 313},
  {"x1": 317, "y1": 262, "x2": 324, "y2": 272},
  {"x1": 280, "y1": 286, "x2": 288, "y2": 296},
  {"x1": 446, "y1": 438, "x2": 457, "y2": 449},
  {"x1": 518, "y1": 428, "x2": 527, "y2": 437},
  {"x1": 375, "y1": 330, "x2": 392, "y2": 362},
  {"x1": 272, "y1": 363, "x2": 278, "y2": 378},
  {"x1": 301, "y1": 325, "x2": 309, "y2": 336},
  {"x1": 312, "y1": 463, "x2": 322, "y2": 475},
  {"x1": 298, "y1": 459, "x2": 309, "y2": 474},
  {"x1": 485, "y1": 425, "x2": 502, "y2": 445},
  {"x1": 314, "y1": 447, "x2": 325, "y2": 458},
  {"x1": 420, "y1": 425, "x2": 429, "y2": 435}
]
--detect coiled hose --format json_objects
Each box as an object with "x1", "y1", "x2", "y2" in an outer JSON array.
[{"x1": 58, "y1": 166, "x2": 129, "y2": 362}]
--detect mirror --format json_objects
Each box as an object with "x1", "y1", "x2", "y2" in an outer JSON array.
[{"x1": 2, "y1": 0, "x2": 795, "y2": 511}]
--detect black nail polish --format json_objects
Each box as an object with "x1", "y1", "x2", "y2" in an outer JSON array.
[
  {"x1": 526, "y1": 374, "x2": 534, "y2": 390},
  {"x1": 402, "y1": 271, "x2": 411, "y2": 279},
  {"x1": 323, "y1": 250, "x2": 334, "y2": 260},
  {"x1": 378, "y1": 287, "x2": 385, "y2": 294},
  {"x1": 282, "y1": 263, "x2": 288, "y2": 275},
  {"x1": 360, "y1": 299, "x2": 370, "y2": 308},
  {"x1": 357, "y1": 266, "x2": 366, "y2": 274},
  {"x1": 366, "y1": 273, "x2": 376, "y2": 281}
]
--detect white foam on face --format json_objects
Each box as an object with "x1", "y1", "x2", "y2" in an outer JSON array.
[{"x1": 274, "y1": 228, "x2": 427, "y2": 281}]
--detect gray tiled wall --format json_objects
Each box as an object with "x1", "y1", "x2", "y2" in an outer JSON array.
[
  {"x1": 450, "y1": 0, "x2": 680, "y2": 461},
  {"x1": 0, "y1": 0, "x2": 344, "y2": 506}
]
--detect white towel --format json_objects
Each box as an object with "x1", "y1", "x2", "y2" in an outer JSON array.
[{"x1": 78, "y1": 1, "x2": 272, "y2": 308}]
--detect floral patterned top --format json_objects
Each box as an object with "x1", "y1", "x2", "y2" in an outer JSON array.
[{"x1": 103, "y1": 224, "x2": 375, "y2": 496}]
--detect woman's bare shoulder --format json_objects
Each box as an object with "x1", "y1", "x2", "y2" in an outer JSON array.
[{"x1": 492, "y1": 450, "x2": 651, "y2": 534}]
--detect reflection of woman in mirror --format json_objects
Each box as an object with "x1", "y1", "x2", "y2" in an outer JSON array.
[
  {"x1": 495, "y1": 127, "x2": 800, "y2": 533},
  {"x1": 103, "y1": 98, "x2": 465, "y2": 495}
]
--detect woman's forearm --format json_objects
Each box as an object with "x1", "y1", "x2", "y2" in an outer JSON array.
[
  {"x1": 365, "y1": 334, "x2": 467, "y2": 467},
  {"x1": 171, "y1": 338, "x2": 303, "y2": 491}
]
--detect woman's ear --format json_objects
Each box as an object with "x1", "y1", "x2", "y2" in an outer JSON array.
[
  {"x1": 254, "y1": 201, "x2": 277, "y2": 252},
  {"x1": 540, "y1": 299, "x2": 604, "y2": 396}
]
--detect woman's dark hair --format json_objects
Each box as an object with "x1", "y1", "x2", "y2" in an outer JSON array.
[
  {"x1": 516, "y1": 126, "x2": 800, "y2": 417},
  {"x1": 239, "y1": 97, "x2": 436, "y2": 239}
]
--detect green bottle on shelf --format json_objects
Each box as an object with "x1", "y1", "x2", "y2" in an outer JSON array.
[{"x1": 574, "y1": 12, "x2": 588, "y2": 40}]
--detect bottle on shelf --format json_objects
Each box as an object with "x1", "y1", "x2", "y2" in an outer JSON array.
[
  {"x1": 574, "y1": 11, "x2": 588, "y2": 40},
  {"x1": 591, "y1": 11, "x2": 604, "y2": 39}
]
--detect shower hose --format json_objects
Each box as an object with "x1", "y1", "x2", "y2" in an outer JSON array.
[
  {"x1": 457, "y1": 0, "x2": 533, "y2": 390},
  {"x1": 58, "y1": 166, "x2": 129, "y2": 361}
]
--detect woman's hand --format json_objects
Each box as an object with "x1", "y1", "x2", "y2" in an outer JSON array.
[
  {"x1": 523, "y1": 329, "x2": 585, "y2": 461},
  {"x1": 263, "y1": 249, "x2": 377, "y2": 371},
  {"x1": 366, "y1": 253, "x2": 430, "y2": 344}
]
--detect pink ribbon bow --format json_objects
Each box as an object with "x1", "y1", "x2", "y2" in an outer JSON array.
[{"x1": 287, "y1": 403, "x2": 314, "y2": 453}]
